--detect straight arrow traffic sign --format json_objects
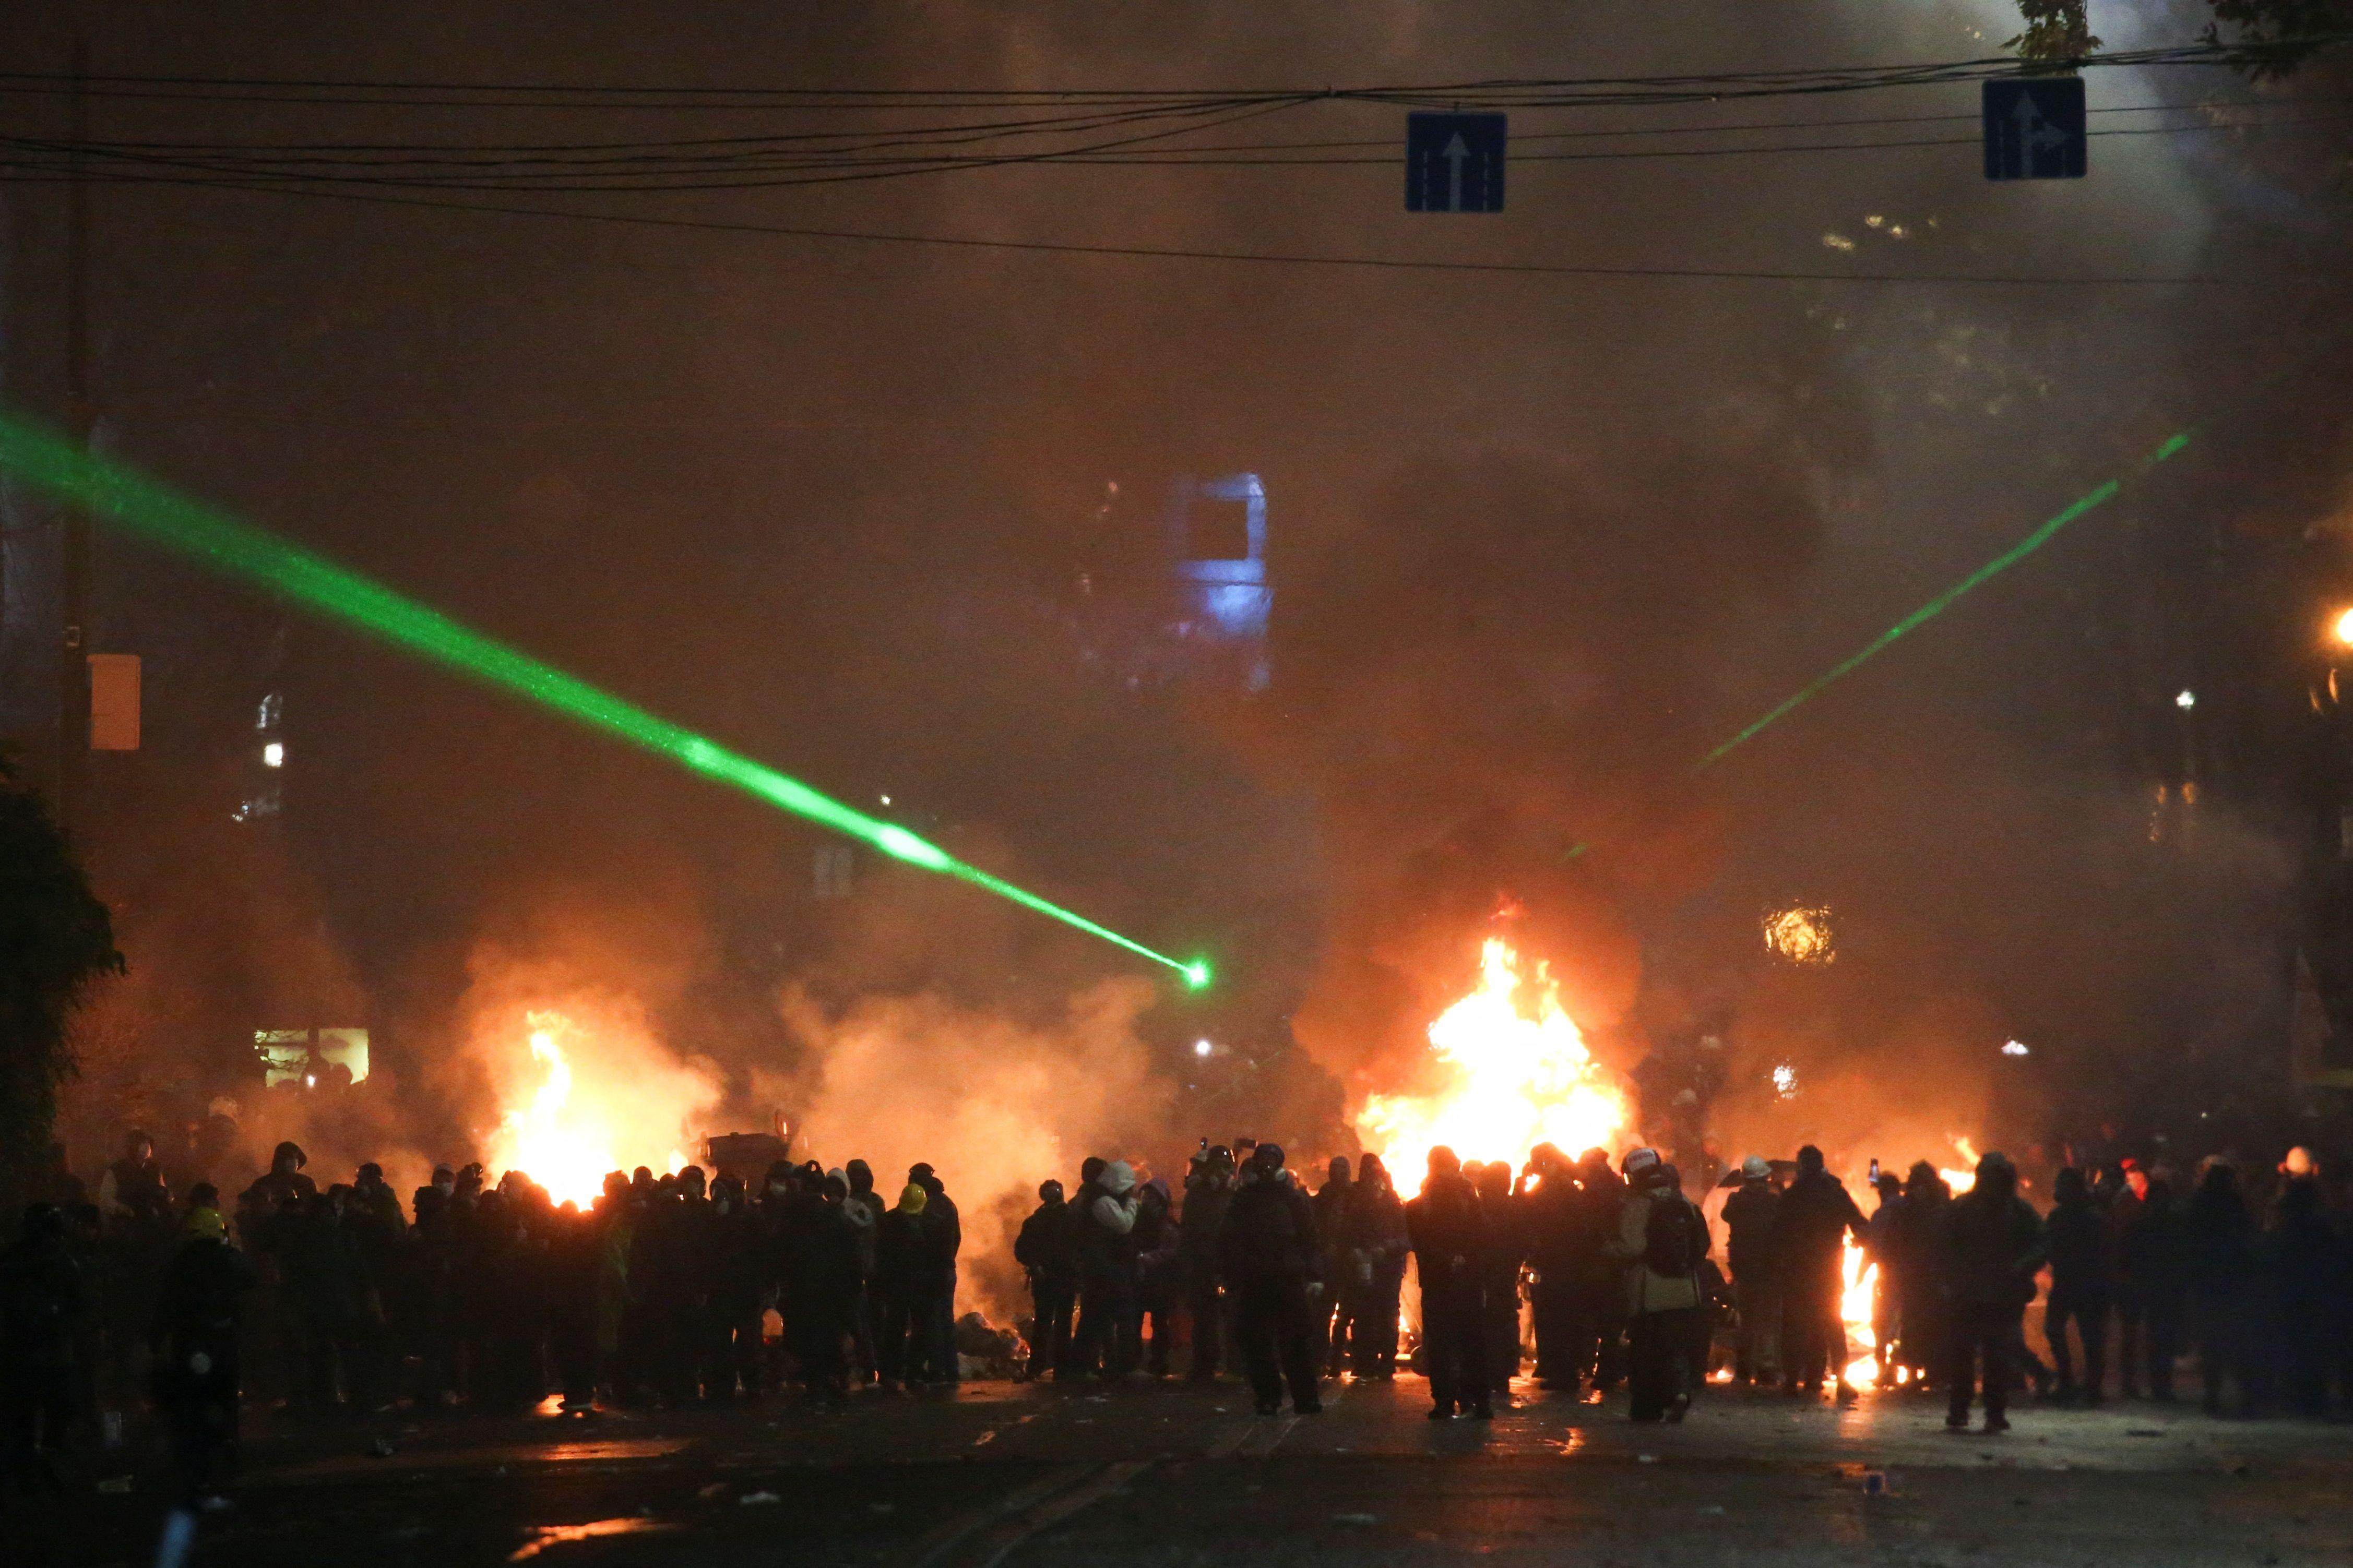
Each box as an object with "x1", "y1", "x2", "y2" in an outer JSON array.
[{"x1": 1406, "y1": 112, "x2": 1506, "y2": 212}]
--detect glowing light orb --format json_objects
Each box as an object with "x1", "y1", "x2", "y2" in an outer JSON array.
[{"x1": 1764, "y1": 906, "x2": 1835, "y2": 965}]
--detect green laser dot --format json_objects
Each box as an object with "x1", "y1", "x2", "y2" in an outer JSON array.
[{"x1": 0, "y1": 413, "x2": 1200, "y2": 986}]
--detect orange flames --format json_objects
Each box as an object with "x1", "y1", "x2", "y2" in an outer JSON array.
[
  {"x1": 484, "y1": 1010, "x2": 693, "y2": 1207},
  {"x1": 1359, "y1": 939, "x2": 1630, "y2": 1197}
]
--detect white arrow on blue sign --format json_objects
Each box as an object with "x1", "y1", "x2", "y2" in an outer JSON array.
[
  {"x1": 1982, "y1": 77, "x2": 2086, "y2": 181},
  {"x1": 1406, "y1": 112, "x2": 1506, "y2": 213}
]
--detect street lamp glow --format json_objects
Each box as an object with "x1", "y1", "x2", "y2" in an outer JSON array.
[
  {"x1": 262, "y1": 741, "x2": 285, "y2": 768},
  {"x1": 2333, "y1": 606, "x2": 2353, "y2": 648},
  {"x1": 2001, "y1": 1039, "x2": 2030, "y2": 1057},
  {"x1": 1194, "y1": 1038, "x2": 1214, "y2": 1058},
  {"x1": 2175, "y1": 689, "x2": 2196, "y2": 711}
]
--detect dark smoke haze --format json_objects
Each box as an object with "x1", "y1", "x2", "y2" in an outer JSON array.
[{"x1": 4, "y1": 1, "x2": 2349, "y2": 1229}]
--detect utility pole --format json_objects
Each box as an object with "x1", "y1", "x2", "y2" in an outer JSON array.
[{"x1": 56, "y1": 30, "x2": 90, "y2": 830}]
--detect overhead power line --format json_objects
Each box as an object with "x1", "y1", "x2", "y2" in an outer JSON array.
[
  {"x1": 2, "y1": 102, "x2": 2343, "y2": 194},
  {"x1": 0, "y1": 38, "x2": 2337, "y2": 111},
  {"x1": 20, "y1": 166, "x2": 2303, "y2": 289}
]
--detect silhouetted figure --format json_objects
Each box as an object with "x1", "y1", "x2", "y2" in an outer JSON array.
[
  {"x1": 1348, "y1": 1153, "x2": 1409, "y2": 1381},
  {"x1": 0, "y1": 1205, "x2": 86, "y2": 1493},
  {"x1": 910, "y1": 1164, "x2": 961, "y2": 1384},
  {"x1": 1721, "y1": 1156, "x2": 1782, "y2": 1387},
  {"x1": 2044, "y1": 1166, "x2": 2111, "y2": 1404},
  {"x1": 2267, "y1": 1172, "x2": 2340, "y2": 1416},
  {"x1": 1939, "y1": 1151, "x2": 2044, "y2": 1434},
  {"x1": 148, "y1": 1203, "x2": 255, "y2": 1505},
  {"x1": 1475, "y1": 1160, "x2": 1525, "y2": 1401},
  {"x1": 1218, "y1": 1144, "x2": 1323, "y2": 1416},
  {"x1": 2183, "y1": 1160, "x2": 2258, "y2": 1416},
  {"x1": 1312, "y1": 1157, "x2": 1354, "y2": 1371},
  {"x1": 874, "y1": 1184, "x2": 936, "y2": 1387},
  {"x1": 1409, "y1": 1147, "x2": 1491, "y2": 1421},
  {"x1": 1777, "y1": 1145, "x2": 1865, "y2": 1401},
  {"x1": 1135, "y1": 1178, "x2": 1182, "y2": 1377},
  {"x1": 1015, "y1": 1180, "x2": 1080, "y2": 1379},
  {"x1": 1179, "y1": 1147, "x2": 1235, "y2": 1380}
]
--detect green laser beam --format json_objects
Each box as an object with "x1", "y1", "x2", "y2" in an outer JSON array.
[
  {"x1": 1698, "y1": 430, "x2": 2193, "y2": 770},
  {"x1": 0, "y1": 413, "x2": 1209, "y2": 989}
]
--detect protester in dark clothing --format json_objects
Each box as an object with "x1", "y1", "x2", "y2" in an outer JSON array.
[
  {"x1": 1015, "y1": 1181, "x2": 1080, "y2": 1380},
  {"x1": 773, "y1": 1171, "x2": 860, "y2": 1402},
  {"x1": 1777, "y1": 1145, "x2": 1866, "y2": 1401},
  {"x1": 1073, "y1": 1160, "x2": 1143, "y2": 1379},
  {"x1": 0, "y1": 1205, "x2": 86, "y2": 1492},
  {"x1": 2111, "y1": 1163, "x2": 2182, "y2": 1398},
  {"x1": 1608, "y1": 1150, "x2": 1709, "y2": 1423},
  {"x1": 1135, "y1": 1178, "x2": 1182, "y2": 1378},
  {"x1": 874, "y1": 1184, "x2": 936, "y2": 1387},
  {"x1": 2182, "y1": 1160, "x2": 2259, "y2": 1416},
  {"x1": 1217, "y1": 1144, "x2": 1323, "y2": 1416},
  {"x1": 1720, "y1": 1156, "x2": 1782, "y2": 1387},
  {"x1": 2266, "y1": 1173, "x2": 2340, "y2": 1416},
  {"x1": 99, "y1": 1130, "x2": 174, "y2": 1233},
  {"x1": 1519, "y1": 1145, "x2": 1579, "y2": 1390},
  {"x1": 910, "y1": 1165, "x2": 961, "y2": 1384},
  {"x1": 1348, "y1": 1153, "x2": 1410, "y2": 1381},
  {"x1": 2044, "y1": 1166, "x2": 2112, "y2": 1404},
  {"x1": 1408, "y1": 1147, "x2": 1493, "y2": 1421},
  {"x1": 1888, "y1": 1163, "x2": 1952, "y2": 1389},
  {"x1": 1569, "y1": 1148, "x2": 1630, "y2": 1395},
  {"x1": 1473, "y1": 1161, "x2": 1525, "y2": 1401},
  {"x1": 1179, "y1": 1147, "x2": 1235, "y2": 1381},
  {"x1": 706, "y1": 1177, "x2": 768, "y2": 1399},
  {"x1": 148, "y1": 1203, "x2": 255, "y2": 1505},
  {"x1": 1939, "y1": 1151, "x2": 2045, "y2": 1433},
  {"x1": 1312, "y1": 1158, "x2": 1354, "y2": 1371},
  {"x1": 840, "y1": 1162, "x2": 883, "y2": 1383}
]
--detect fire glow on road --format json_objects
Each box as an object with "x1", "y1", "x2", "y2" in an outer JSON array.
[{"x1": 0, "y1": 415, "x2": 1209, "y2": 988}]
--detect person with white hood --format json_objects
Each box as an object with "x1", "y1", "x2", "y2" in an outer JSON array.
[{"x1": 1072, "y1": 1159, "x2": 1144, "y2": 1379}]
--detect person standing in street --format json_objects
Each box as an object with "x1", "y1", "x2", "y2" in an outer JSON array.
[
  {"x1": 1014, "y1": 1180, "x2": 1080, "y2": 1381},
  {"x1": 1608, "y1": 1150, "x2": 1709, "y2": 1423},
  {"x1": 1217, "y1": 1144, "x2": 1323, "y2": 1417},
  {"x1": 1939, "y1": 1150, "x2": 2045, "y2": 1434},
  {"x1": 1721, "y1": 1156, "x2": 1781, "y2": 1388},
  {"x1": 1777, "y1": 1145, "x2": 1866, "y2": 1403},
  {"x1": 2044, "y1": 1166, "x2": 2112, "y2": 1405},
  {"x1": 1407, "y1": 1147, "x2": 1491, "y2": 1421}
]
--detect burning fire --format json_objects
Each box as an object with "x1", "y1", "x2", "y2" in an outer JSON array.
[
  {"x1": 1837, "y1": 1137, "x2": 1986, "y2": 1389},
  {"x1": 1359, "y1": 939, "x2": 1629, "y2": 1196},
  {"x1": 485, "y1": 1010, "x2": 689, "y2": 1207}
]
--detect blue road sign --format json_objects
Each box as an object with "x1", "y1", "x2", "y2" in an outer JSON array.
[
  {"x1": 1983, "y1": 77, "x2": 2086, "y2": 181},
  {"x1": 1406, "y1": 112, "x2": 1506, "y2": 212}
]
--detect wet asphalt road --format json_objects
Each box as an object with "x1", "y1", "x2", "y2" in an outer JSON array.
[{"x1": 18, "y1": 1375, "x2": 2353, "y2": 1567}]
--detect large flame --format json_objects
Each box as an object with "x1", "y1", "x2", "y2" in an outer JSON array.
[
  {"x1": 485, "y1": 1010, "x2": 691, "y2": 1207},
  {"x1": 1359, "y1": 939, "x2": 1629, "y2": 1197}
]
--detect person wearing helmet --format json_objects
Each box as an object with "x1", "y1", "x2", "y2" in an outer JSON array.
[{"x1": 1721, "y1": 1156, "x2": 1782, "y2": 1387}]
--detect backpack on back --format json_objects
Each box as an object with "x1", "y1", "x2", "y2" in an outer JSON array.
[{"x1": 1643, "y1": 1191, "x2": 1704, "y2": 1278}]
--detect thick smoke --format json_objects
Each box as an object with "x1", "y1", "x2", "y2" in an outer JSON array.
[{"x1": 12, "y1": 0, "x2": 2351, "y2": 1224}]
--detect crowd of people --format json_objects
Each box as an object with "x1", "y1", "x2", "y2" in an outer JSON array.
[{"x1": 5, "y1": 1123, "x2": 2352, "y2": 1506}]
